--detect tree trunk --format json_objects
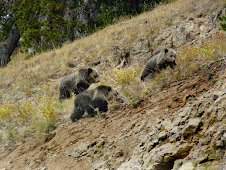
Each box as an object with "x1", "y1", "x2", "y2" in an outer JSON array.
[{"x1": 0, "y1": 28, "x2": 20, "y2": 67}]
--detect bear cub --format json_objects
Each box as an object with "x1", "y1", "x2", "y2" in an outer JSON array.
[
  {"x1": 141, "y1": 48, "x2": 176, "y2": 81},
  {"x1": 70, "y1": 85, "x2": 123, "y2": 122},
  {"x1": 59, "y1": 68, "x2": 100, "y2": 101}
]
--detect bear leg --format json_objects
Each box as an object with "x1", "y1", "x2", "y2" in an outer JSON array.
[{"x1": 70, "y1": 108, "x2": 84, "y2": 122}]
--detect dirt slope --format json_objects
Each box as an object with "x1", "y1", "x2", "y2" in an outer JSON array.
[
  {"x1": 0, "y1": 0, "x2": 225, "y2": 169},
  {"x1": 0, "y1": 63, "x2": 225, "y2": 169}
]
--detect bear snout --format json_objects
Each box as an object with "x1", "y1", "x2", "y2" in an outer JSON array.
[
  {"x1": 140, "y1": 75, "x2": 145, "y2": 81},
  {"x1": 116, "y1": 98, "x2": 124, "y2": 103},
  {"x1": 170, "y1": 61, "x2": 176, "y2": 69}
]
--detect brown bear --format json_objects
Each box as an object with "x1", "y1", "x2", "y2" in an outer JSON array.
[
  {"x1": 70, "y1": 85, "x2": 123, "y2": 122},
  {"x1": 59, "y1": 68, "x2": 100, "y2": 101},
  {"x1": 140, "y1": 48, "x2": 176, "y2": 81}
]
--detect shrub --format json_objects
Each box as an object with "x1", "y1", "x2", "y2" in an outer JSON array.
[
  {"x1": 142, "y1": 88, "x2": 151, "y2": 95},
  {"x1": 95, "y1": 111, "x2": 106, "y2": 118},
  {"x1": 0, "y1": 102, "x2": 11, "y2": 119},
  {"x1": 40, "y1": 98, "x2": 56, "y2": 120},
  {"x1": 113, "y1": 67, "x2": 137, "y2": 87},
  {"x1": 219, "y1": 10, "x2": 226, "y2": 31},
  {"x1": 207, "y1": 72, "x2": 214, "y2": 80},
  {"x1": 17, "y1": 101, "x2": 34, "y2": 123},
  {"x1": 172, "y1": 96, "x2": 179, "y2": 102},
  {"x1": 7, "y1": 128, "x2": 16, "y2": 141}
]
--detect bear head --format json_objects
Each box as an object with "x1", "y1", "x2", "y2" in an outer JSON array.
[
  {"x1": 95, "y1": 85, "x2": 123, "y2": 103},
  {"x1": 164, "y1": 48, "x2": 176, "y2": 69},
  {"x1": 87, "y1": 68, "x2": 100, "y2": 84}
]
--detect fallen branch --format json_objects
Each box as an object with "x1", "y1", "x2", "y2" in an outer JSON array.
[{"x1": 207, "y1": 56, "x2": 226, "y2": 69}]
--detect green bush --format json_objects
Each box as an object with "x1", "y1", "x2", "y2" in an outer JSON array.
[
  {"x1": 0, "y1": 102, "x2": 11, "y2": 119},
  {"x1": 172, "y1": 96, "x2": 179, "y2": 102},
  {"x1": 219, "y1": 10, "x2": 226, "y2": 31}
]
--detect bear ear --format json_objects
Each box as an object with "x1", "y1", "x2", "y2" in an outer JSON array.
[
  {"x1": 164, "y1": 48, "x2": 169, "y2": 54},
  {"x1": 88, "y1": 68, "x2": 93, "y2": 75},
  {"x1": 107, "y1": 86, "x2": 112, "y2": 92}
]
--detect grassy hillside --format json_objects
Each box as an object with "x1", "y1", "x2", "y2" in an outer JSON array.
[{"x1": 0, "y1": 0, "x2": 225, "y2": 148}]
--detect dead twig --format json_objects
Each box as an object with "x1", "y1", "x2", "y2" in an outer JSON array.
[{"x1": 207, "y1": 57, "x2": 226, "y2": 69}]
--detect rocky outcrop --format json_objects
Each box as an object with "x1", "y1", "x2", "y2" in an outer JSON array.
[
  {"x1": 63, "y1": 0, "x2": 154, "y2": 38},
  {"x1": 119, "y1": 76, "x2": 226, "y2": 169},
  {"x1": 64, "y1": 0, "x2": 102, "y2": 37},
  {"x1": 99, "y1": 39, "x2": 152, "y2": 69},
  {"x1": 129, "y1": 38, "x2": 152, "y2": 67},
  {"x1": 108, "y1": 46, "x2": 130, "y2": 68},
  {"x1": 154, "y1": 3, "x2": 225, "y2": 48},
  {"x1": 60, "y1": 68, "x2": 226, "y2": 170}
]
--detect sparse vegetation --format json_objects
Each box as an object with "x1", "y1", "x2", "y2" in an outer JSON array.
[
  {"x1": 113, "y1": 67, "x2": 137, "y2": 87},
  {"x1": 40, "y1": 98, "x2": 56, "y2": 120},
  {"x1": 207, "y1": 72, "x2": 214, "y2": 80},
  {"x1": 142, "y1": 88, "x2": 151, "y2": 95},
  {"x1": 172, "y1": 96, "x2": 180, "y2": 102},
  {"x1": 0, "y1": 102, "x2": 11, "y2": 119},
  {"x1": 0, "y1": 95, "x2": 58, "y2": 143},
  {"x1": 0, "y1": 0, "x2": 225, "y2": 152},
  {"x1": 160, "y1": 83, "x2": 169, "y2": 91},
  {"x1": 95, "y1": 111, "x2": 106, "y2": 118},
  {"x1": 7, "y1": 128, "x2": 16, "y2": 141},
  {"x1": 219, "y1": 9, "x2": 226, "y2": 31}
]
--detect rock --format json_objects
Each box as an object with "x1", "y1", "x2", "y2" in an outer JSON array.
[
  {"x1": 203, "y1": 92, "x2": 212, "y2": 98},
  {"x1": 130, "y1": 39, "x2": 151, "y2": 55},
  {"x1": 196, "y1": 153, "x2": 208, "y2": 164},
  {"x1": 158, "y1": 131, "x2": 167, "y2": 141},
  {"x1": 182, "y1": 118, "x2": 201, "y2": 137},
  {"x1": 147, "y1": 139, "x2": 159, "y2": 152},
  {"x1": 170, "y1": 133, "x2": 182, "y2": 143},
  {"x1": 172, "y1": 25, "x2": 193, "y2": 46},
  {"x1": 176, "y1": 143, "x2": 193, "y2": 158},
  {"x1": 67, "y1": 61, "x2": 77, "y2": 68},
  {"x1": 154, "y1": 28, "x2": 171, "y2": 45},
  {"x1": 87, "y1": 141, "x2": 97, "y2": 149},
  {"x1": 115, "y1": 151, "x2": 124, "y2": 158},
  {"x1": 36, "y1": 167, "x2": 47, "y2": 170},
  {"x1": 68, "y1": 147, "x2": 87, "y2": 159},
  {"x1": 108, "y1": 46, "x2": 129, "y2": 68},
  {"x1": 195, "y1": 166, "x2": 208, "y2": 170},
  {"x1": 161, "y1": 117, "x2": 174, "y2": 130},
  {"x1": 44, "y1": 132, "x2": 56, "y2": 143},
  {"x1": 152, "y1": 4, "x2": 224, "y2": 48},
  {"x1": 63, "y1": 0, "x2": 101, "y2": 38},
  {"x1": 118, "y1": 77, "x2": 226, "y2": 170},
  {"x1": 129, "y1": 39, "x2": 153, "y2": 67},
  {"x1": 196, "y1": 161, "x2": 226, "y2": 170},
  {"x1": 97, "y1": 140, "x2": 105, "y2": 148},
  {"x1": 178, "y1": 161, "x2": 194, "y2": 170},
  {"x1": 144, "y1": 143, "x2": 178, "y2": 169},
  {"x1": 118, "y1": 154, "x2": 142, "y2": 170}
]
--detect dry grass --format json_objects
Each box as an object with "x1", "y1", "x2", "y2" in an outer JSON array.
[{"x1": 0, "y1": 0, "x2": 225, "y2": 143}]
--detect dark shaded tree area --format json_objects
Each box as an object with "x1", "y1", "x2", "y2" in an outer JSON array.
[{"x1": 0, "y1": 0, "x2": 173, "y2": 67}]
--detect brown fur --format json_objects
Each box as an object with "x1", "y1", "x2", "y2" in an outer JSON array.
[
  {"x1": 70, "y1": 85, "x2": 123, "y2": 122},
  {"x1": 59, "y1": 68, "x2": 100, "y2": 100},
  {"x1": 141, "y1": 48, "x2": 176, "y2": 81}
]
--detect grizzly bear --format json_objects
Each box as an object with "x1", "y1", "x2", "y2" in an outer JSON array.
[
  {"x1": 59, "y1": 68, "x2": 100, "y2": 101},
  {"x1": 70, "y1": 85, "x2": 123, "y2": 122},
  {"x1": 141, "y1": 48, "x2": 176, "y2": 81}
]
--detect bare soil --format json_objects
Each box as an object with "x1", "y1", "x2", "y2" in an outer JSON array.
[{"x1": 0, "y1": 62, "x2": 225, "y2": 170}]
